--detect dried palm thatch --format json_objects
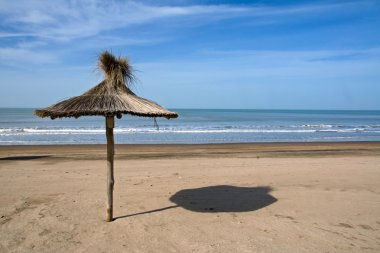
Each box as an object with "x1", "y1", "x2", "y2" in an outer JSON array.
[
  {"x1": 35, "y1": 51, "x2": 178, "y2": 119},
  {"x1": 34, "y1": 51, "x2": 178, "y2": 222}
]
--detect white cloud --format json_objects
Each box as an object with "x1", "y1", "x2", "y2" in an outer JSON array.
[
  {"x1": 0, "y1": 48, "x2": 57, "y2": 65},
  {"x1": 136, "y1": 48, "x2": 380, "y2": 84},
  {"x1": 0, "y1": 1, "x2": 251, "y2": 41},
  {"x1": 0, "y1": 0, "x2": 372, "y2": 41},
  {"x1": 0, "y1": 32, "x2": 37, "y2": 38},
  {"x1": 0, "y1": 0, "x2": 375, "y2": 65}
]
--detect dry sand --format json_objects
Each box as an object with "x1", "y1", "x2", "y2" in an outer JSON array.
[{"x1": 0, "y1": 142, "x2": 380, "y2": 253}]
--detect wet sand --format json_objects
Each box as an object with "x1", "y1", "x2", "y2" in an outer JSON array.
[{"x1": 0, "y1": 142, "x2": 380, "y2": 252}]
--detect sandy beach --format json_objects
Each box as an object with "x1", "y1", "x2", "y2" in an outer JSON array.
[{"x1": 0, "y1": 142, "x2": 380, "y2": 252}]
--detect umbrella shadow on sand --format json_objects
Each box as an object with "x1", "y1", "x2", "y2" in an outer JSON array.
[
  {"x1": 114, "y1": 185, "x2": 276, "y2": 219},
  {"x1": 169, "y1": 185, "x2": 277, "y2": 213}
]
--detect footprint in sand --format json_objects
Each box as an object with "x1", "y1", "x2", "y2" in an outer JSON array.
[
  {"x1": 337, "y1": 223, "x2": 353, "y2": 229},
  {"x1": 358, "y1": 224, "x2": 374, "y2": 230}
]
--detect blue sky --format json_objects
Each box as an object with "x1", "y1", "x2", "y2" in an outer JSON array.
[{"x1": 0, "y1": 0, "x2": 379, "y2": 109}]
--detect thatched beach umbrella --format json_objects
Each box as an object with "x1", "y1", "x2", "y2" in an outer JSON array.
[{"x1": 35, "y1": 51, "x2": 178, "y2": 221}]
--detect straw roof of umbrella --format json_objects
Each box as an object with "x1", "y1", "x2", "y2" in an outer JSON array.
[{"x1": 35, "y1": 51, "x2": 178, "y2": 120}]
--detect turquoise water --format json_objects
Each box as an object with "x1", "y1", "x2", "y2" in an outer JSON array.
[{"x1": 1, "y1": 108, "x2": 380, "y2": 145}]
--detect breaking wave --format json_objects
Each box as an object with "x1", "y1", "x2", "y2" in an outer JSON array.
[{"x1": 1, "y1": 125, "x2": 380, "y2": 136}]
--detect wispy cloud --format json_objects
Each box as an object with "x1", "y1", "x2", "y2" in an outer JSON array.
[
  {"x1": 136, "y1": 48, "x2": 380, "y2": 84},
  {"x1": 0, "y1": 47, "x2": 57, "y2": 65},
  {"x1": 0, "y1": 0, "x2": 372, "y2": 41},
  {"x1": 200, "y1": 48, "x2": 380, "y2": 63},
  {"x1": 0, "y1": 1, "x2": 248, "y2": 41},
  {"x1": 0, "y1": 0, "x2": 376, "y2": 66},
  {"x1": 0, "y1": 0, "x2": 250, "y2": 64}
]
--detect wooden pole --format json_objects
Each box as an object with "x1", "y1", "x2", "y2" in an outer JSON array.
[{"x1": 106, "y1": 116, "x2": 115, "y2": 222}]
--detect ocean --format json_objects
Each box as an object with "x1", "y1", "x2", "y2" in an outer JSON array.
[{"x1": 0, "y1": 108, "x2": 380, "y2": 145}]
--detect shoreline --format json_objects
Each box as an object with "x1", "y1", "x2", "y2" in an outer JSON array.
[{"x1": 1, "y1": 141, "x2": 380, "y2": 160}]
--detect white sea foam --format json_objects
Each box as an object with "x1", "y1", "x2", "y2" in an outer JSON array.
[
  {"x1": 0, "y1": 127, "x2": 312, "y2": 135},
  {"x1": 1, "y1": 127, "x2": 379, "y2": 136},
  {"x1": 302, "y1": 124, "x2": 333, "y2": 128}
]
